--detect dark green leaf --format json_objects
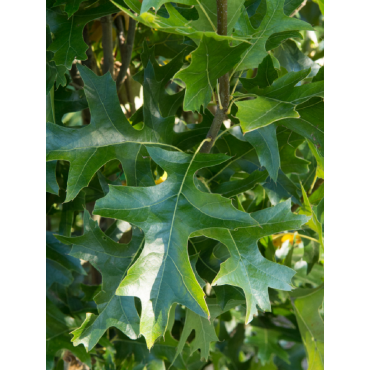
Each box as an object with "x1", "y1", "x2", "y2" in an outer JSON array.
[
  {"x1": 54, "y1": 87, "x2": 88, "y2": 126},
  {"x1": 212, "y1": 169, "x2": 269, "y2": 198},
  {"x1": 46, "y1": 64, "x2": 177, "y2": 202},
  {"x1": 274, "y1": 40, "x2": 320, "y2": 77},
  {"x1": 279, "y1": 97, "x2": 324, "y2": 155},
  {"x1": 46, "y1": 0, "x2": 122, "y2": 69},
  {"x1": 233, "y1": 0, "x2": 313, "y2": 72},
  {"x1": 240, "y1": 55, "x2": 278, "y2": 90},
  {"x1": 193, "y1": 200, "x2": 308, "y2": 323},
  {"x1": 46, "y1": 25, "x2": 68, "y2": 94},
  {"x1": 175, "y1": 35, "x2": 249, "y2": 112},
  {"x1": 237, "y1": 69, "x2": 324, "y2": 133},
  {"x1": 46, "y1": 160, "x2": 59, "y2": 195},
  {"x1": 46, "y1": 299, "x2": 91, "y2": 370},
  {"x1": 55, "y1": 211, "x2": 142, "y2": 350},
  {"x1": 290, "y1": 285, "x2": 324, "y2": 370},
  {"x1": 94, "y1": 146, "x2": 257, "y2": 348},
  {"x1": 246, "y1": 327, "x2": 289, "y2": 365},
  {"x1": 245, "y1": 125, "x2": 280, "y2": 181},
  {"x1": 53, "y1": 0, "x2": 86, "y2": 18}
]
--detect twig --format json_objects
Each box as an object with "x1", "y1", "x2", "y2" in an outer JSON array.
[
  {"x1": 200, "y1": 0, "x2": 229, "y2": 153},
  {"x1": 115, "y1": 16, "x2": 136, "y2": 91},
  {"x1": 290, "y1": 0, "x2": 307, "y2": 17},
  {"x1": 100, "y1": 15, "x2": 114, "y2": 76}
]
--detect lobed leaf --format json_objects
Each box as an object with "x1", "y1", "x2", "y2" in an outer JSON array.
[{"x1": 94, "y1": 146, "x2": 257, "y2": 348}]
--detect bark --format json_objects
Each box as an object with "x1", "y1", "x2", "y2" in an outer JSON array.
[
  {"x1": 100, "y1": 15, "x2": 114, "y2": 76},
  {"x1": 115, "y1": 15, "x2": 136, "y2": 91}
]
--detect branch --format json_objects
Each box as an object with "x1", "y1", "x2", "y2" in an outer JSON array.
[
  {"x1": 115, "y1": 15, "x2": 136, "y2": 91},
  {"x1": 200, "y1": 0, "x2": 229, "y2": 153},
  {"x1": 100, "y1": 15, "x2": 114, "y2": 76},
  {"x1": 290, "y1": 0, "x2": 307, "y2": 17}
]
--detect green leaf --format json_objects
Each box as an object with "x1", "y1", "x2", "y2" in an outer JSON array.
[
  {"x1": 173, "y1": 298, "x2": 243, "y2": 364},
  {"x1": 46, "y1": 87, "x2": 55, "y2": 123},
  {"x1": 274, "y1": 343, "x2": 306, "y2": 370},
  {"x1": 246, "y1": 327, "x2": 289, "y2": 365},
  {"x1": 190, "y1": 0, "x2": 247, "y2": 36},
  {"x1": 312, "y1": 0, "x2": 324, "y2": 15},
  {"x1": 193, "y1": 200, "x2": 308, "y2": 324},
  {"x1": 245, "y1": 125, "x2": 280, "y2": 181},
  {"x1": 239, "y1": 55, "x2": 278, "y2": 90},
  {"x1": 46, "y1": 0, "x2": 121, "y2": 69},
  {"x1": 174, "y1": 307, "x2": 218, "y2": 362},
  {"x1": 53, "y1": 0, "x2": 86, "y2": 18},
  {"x1": 54, "y1": 86, "x2": 88, "y2": 126},
  {"x1": 212, "y1": 169, "x2": 269, "y2": 198},
  {"x1": 137, "y1": 43, "x2": 186, "y2": 117},
  {"x1": 174, "y1": 35, "x2": 248, "y2": 112},
  {"x1": 279, "y1": 97, "x2": 324, "y2": 155},
  {"x1": 299, "y1": 184, "x2": 323, "y2": 248},
  {"x1": 278, "y1": 130, "x2": 310, "y2": 176},
  {"x1": 290, "y1": 285, "x2": 324, "y2": 370},
  {"x1": 114, "y1": 1, "x2": 251, "y2": 44},
  {"x1": 250, "y1": 359, "x2": 278, "y2": 370},
  {"x1": 46, "y1": 25, "x2": 68, "y2": 94},
  {"x1": 206, "y1": 128, "x2": 260, "y2": 184},
  {"x1": 47, "y1": 231, "x2": 86, "y2": 276},
  {"x1": 46, "y1": 64, "x2": 177, "y2": 202},
  {"x1": 55, "y1": 211, "x2": 142, "y2": 350},
  {"x1": 46, "y1": 258, "x2": 73, "y2": 290},
  {"x1": 46, "y1": 299, "x2": 91, "y2": 370},
  {"x1": 172, "y1": 108, "x2": 214, "y2": 151},
  {"x1": 94, "y1": 146, "x2": 258, "y2": 348},
  {"x1": 307, "y1": 139, "x2": 324, "y2": 178},
  {"x1": 140, "y1": 0, "x2": 197, "y2": 15},
  {"x1": 265, "y1": 30, "x2": 303, "y2": 51},
  {"x1": 190, "y1": 236, "x2": 229, "y2": 283},
  {"x1": 46, "y1": 160, "x2": 59, "y2": 195},
  {"x1": 237, "y1": 69, "x2": 324, "y2": 133},
  {"x1": 263, "y1": 170, "x2": 302, "y2": 205},
  {"x1": 233, "y1": 0, "x2": 313, "y2": 72},
  {"x1": 45, "y1": 0, "x2": 324, "y2": 365},
  {"x1": 149, "y1": 31, "x2": 191, "y2": 59},
  {"x1": 274, "y1": 40, "x2": 320, "y2": 77},
  {"x1": 293, "y1": 263, "x2": 323, "y2": 288},
  {"x1": 308, "y1": 183, "x2": 323, "y2": 205},
  {"x1": 114, "y1": 332, "x2": 187, "y2": 369},
  {"x1": 58, "y1": 191, "x2": 86, "y2": 236}
]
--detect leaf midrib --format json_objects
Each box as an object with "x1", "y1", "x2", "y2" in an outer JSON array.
[{"x1": 150, "y1": 150, "x2": 207, "y2": 335}]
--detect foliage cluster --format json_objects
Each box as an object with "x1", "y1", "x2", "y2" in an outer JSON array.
[{"x1": 46, "y1": 0, "x2": 324, "y2": 369}]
